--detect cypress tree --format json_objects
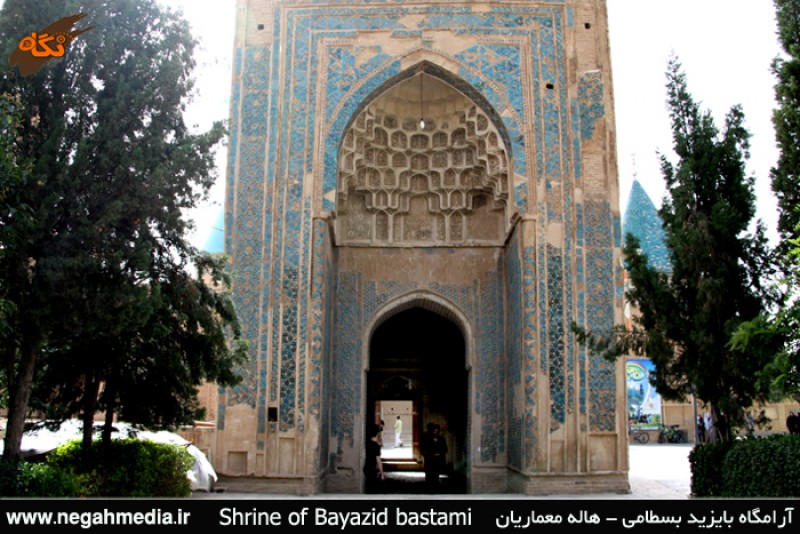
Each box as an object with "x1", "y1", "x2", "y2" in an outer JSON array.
[
  {"x1": 0, "y1": 0, "x2": 246, "y2": 459},
  {"x1": 574, "y1": 56, "x2": 772, "y2": 442}
]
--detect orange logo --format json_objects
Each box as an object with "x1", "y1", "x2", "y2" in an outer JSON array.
[{"x1": 9, "y1": 13, "x2": 94, "y2": 76}]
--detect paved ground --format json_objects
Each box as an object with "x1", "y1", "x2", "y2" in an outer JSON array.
[
  {"x1": 194, "y1": 443, "x2": 693, "y2": 500},
  {"x1": 625, "y1": 443, "x2": 693, "y2": 499}
]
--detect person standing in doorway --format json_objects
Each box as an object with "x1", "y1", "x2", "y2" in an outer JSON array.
[
  {"x1": 394, "y1": 415, "x2": 403, "y2": 448},
  {"x1": 696, "y1": 415, "x2": 706, "y2": 444},
  {"x1": 364, "y1": 423, "x2": 385, "y2": 493},
  {"x1": 745, "y1": 411, "x2": 755, "y2": 437},
  {"x1": 421, "y1": 423, "x2": 447, "y2": 492},
  {"x1": 787, "y1": 410, "x2": 799, "y2": 435},
  {"x1": 703, "y1": 411, "x2": 713, "y2": 442}
]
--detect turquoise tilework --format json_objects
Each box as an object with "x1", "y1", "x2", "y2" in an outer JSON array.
[
  {"x1": 578, "y1": 71, "x2": 605, "y2": 141},
  {"x1": 506, "y1": 230, "x2": 523, "y2": 469},
  {"x1": 477, "y1": 268, "x2": 505, "y2": 462},
  {"x1": 582, "y1": 200, "x2": 620, "y2": 430},
  {"x1": 623, "y1": 180, "x2": 671, "y2": 273},
  {"x1": 522, "y1": 245, "x2": 538, "y2": 460},
  {"x1": 225, "y1": 0, "x2": 619, "y2": 467},
  {"x1": 332, "y1": 272, "x2": 361, "y2": 451}
]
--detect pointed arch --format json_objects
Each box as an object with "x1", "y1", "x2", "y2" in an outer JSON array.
[
  {"x1": 332, "y1": 55, "x2": 514, "y2": 246},
  {"x1": 363, "y1": 290, "x2": 473, "y2": 372},
  {"x1": 321, "y1": 49, "x2": 520, "y2": 216}
]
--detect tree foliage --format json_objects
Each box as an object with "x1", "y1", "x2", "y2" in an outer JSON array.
[
  {"x1": 0, "y1": 0, "x2": 246, "y2": 460},
  {"x1": 771, "y1": 0, "x2": 800, "y2": 244},
  {"x1": 731, "y1": 230, "x2": 800, "y2": 404},
  {"x1": 573, "y1": 56, "x2": 772, "y2": 441},
  {"x1": 766, "y1": 0, "x2": 800, "y2": 401},
  {"x1": 0, "y1": 92, "x2": 33, "y2": 413},
  {"x1": 729, "y1": 0, "x2": 800, "y2": 404}
]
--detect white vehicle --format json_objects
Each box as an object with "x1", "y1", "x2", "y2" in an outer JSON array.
[{"x1": 0, "y1": 419, "x2": 217, "y2": 493}]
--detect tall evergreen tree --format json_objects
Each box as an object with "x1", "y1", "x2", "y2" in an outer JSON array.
[
  {"x1": 771, "y1": 0, "x2": 800, "y2": 244},
  {"x1": 0, "y1": 0, "x2": 246, "y2": 460},
  {"x1": 574, "y1": 56, "x2": 772, "y2": 442},
  {"x1": 766, "y1": 0, "x2": 800, "y2": 401},
  {"x1": 0, "y1": 92, "x2": 33, "y2": 416},
  {"x1": 728, "y1": 0, "x2": 800, "y2": 403}
]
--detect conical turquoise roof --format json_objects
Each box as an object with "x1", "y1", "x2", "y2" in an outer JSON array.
[
  {"x1": 622, "y1": 180, "x2": 671, "y2": 273},
  {"x1": 203, "y1": 208, "x2": 225, "y2": 255}
]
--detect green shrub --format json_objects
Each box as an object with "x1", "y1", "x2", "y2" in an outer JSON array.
[
  {"x1": 47, "y1": 438, "x2": 194, "y2": 497},
  {"x1": 721, "y1": 435, "x2": 800, "y2": 497},
  {"x1": 17, "y1": 461, "x2": 84, "y2": 497},
  {"x1": 0, "y1": 459, "x2": 24, "y2": 496},
  {"x1": 1, "y1": 437, "x2": 194, "y2": 497},
  {"x1": 689, "y1": 435, "x2": 800, "y2": 497},
  {"x1": 0, "y1": 458, "x2": 83, "y2": 497},
  {"x1": 689, "y1": 440, "x2": 733, "y2": 497}
]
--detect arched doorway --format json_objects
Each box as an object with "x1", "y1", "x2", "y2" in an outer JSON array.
[
  {"x1": 333, "y1": 61, "x2": 506, "y2": 495},
  {"x1": 366, "y1": 306, "x2": 468, "y2": 494}
]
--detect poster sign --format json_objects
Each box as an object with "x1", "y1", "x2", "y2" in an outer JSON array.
[{"x1": 626, "y1": 359, "x2": 661, "y2": 428}]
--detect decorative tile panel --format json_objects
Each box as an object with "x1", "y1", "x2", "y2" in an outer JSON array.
[
  {"x1": 578, "y1": 71, "x2": 605, "y2": 141},
  {"x1": 477, "y1": 269, "x2": 504, "y2": 462},
  {"x1": 582, "y1": 199, "x2": 620, "y2": 433},
  {"x1": 505, "y1": 231, "x2": 523, "y2": 469}
]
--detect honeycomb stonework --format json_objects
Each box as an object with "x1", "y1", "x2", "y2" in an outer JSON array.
[{"x1": 337, "y1": 101, "x2": 509, "y2": 245}]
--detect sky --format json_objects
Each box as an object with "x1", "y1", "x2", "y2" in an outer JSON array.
[{"x1": 163, "y1": 0, "x2": 785, "y2": 250}]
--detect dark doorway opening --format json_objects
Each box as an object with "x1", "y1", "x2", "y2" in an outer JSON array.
[{"x1": 366, "y1": 306, "x2": 468, "y2": 494}]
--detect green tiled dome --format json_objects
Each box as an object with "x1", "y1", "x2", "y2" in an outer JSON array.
[{"x1": 622, "y1": 180, "x2": 671, "y2": 273}]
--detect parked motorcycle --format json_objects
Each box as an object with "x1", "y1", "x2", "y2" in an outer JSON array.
[{"x1": 657, "y1": 424, "x2": 687, "y2": 443}]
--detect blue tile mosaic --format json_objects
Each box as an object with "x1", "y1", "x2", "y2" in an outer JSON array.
[
  {"x1": 547, "y1": 244, "x2": 565, "y2": 430},
  {"x1": 578, "y1": 71, "x2": 605, "y2": 141},
  {"x1": 223, "y1": 0, "x2": 621, "y2": 480},
  {"x1": 477, "y1": 269, "x2": 505, "y2": 462},
  {"x1": 505, "y1": 230, "x2": 523, "y2": 469}
]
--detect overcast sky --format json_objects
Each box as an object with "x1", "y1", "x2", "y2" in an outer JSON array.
[
  {"x1": 164, "y1": 1, "x2": 784, "y2": 249},
  {"x1": 607, "y1": 1, "x2": 782, "y2": 246}
]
